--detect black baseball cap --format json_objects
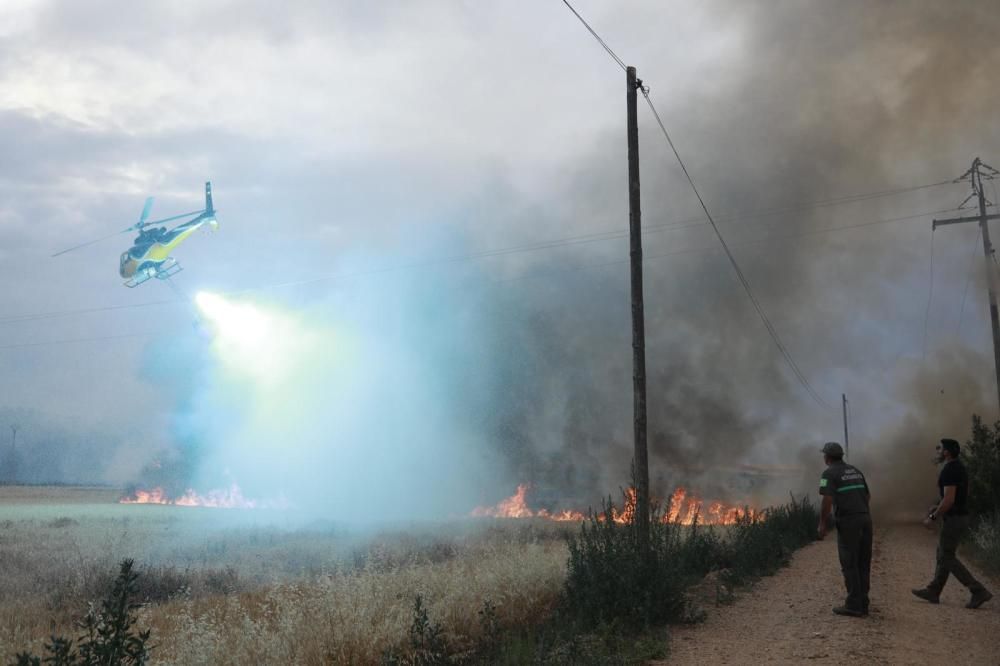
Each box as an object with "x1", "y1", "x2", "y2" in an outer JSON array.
[
  {"x1": 822, "y1": 442, "x2": 844, "y2": 457},
  {"x1": 940, "y1": 438, "x2": 961, "y2": 456}
]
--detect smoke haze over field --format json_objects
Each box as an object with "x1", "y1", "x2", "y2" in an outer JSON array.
[{"x1": 1, "y1": 1, "x2": 999, "y2": 517}]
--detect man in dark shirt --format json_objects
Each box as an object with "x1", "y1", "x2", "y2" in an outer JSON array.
[
  {"x1": 912, "y1": 438, "x2": 993, "y2": 609},
  {"x1": 818, "y1": 441, "x2": 873, "y2": 617}
]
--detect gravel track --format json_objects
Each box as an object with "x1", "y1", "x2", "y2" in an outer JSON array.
[{"x1": 657, "y1": 524, "x2": 1000, "y2": 665}]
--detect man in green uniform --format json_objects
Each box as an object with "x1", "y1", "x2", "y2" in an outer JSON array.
[
  {"x1": 912, "y1": 438, "x2": 993, "y2": 609},
  {"x1": 818, "y1": 441, "x2": 872, "y2": 617}
]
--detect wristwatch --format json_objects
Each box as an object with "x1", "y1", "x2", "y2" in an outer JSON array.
[{"x1": 928, "y1": 511, "x2": 937, "y2": 521}]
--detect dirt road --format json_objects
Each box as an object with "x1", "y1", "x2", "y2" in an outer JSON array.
[{"x1": 658, "y1": 524, "x2": 1000, "y2": 665}]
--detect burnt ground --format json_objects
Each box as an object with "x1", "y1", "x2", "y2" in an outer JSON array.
[{"x1": 657, "y1": 524, "x2": 1000, "y2": 665}]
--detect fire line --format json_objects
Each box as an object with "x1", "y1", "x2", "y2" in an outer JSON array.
[{"x1": 470, "y1": 484, "x2": 759, "y2": 526}]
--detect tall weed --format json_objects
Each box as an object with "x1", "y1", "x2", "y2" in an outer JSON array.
[
  {"x1": 564, "y1": 492, "x2": 818, "y2": 628},
  {"x1": 971, "y1": 512, "x2": 1000, "y2": 574},
  {"x1": 13, "y1": 559, "x2": 152, "y2": 666}
]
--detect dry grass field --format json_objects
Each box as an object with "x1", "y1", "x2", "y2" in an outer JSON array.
[{"x1": 0, "y1": 486, "x2": 570, "y2": 664}]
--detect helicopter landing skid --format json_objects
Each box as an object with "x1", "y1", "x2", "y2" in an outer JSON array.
[
  {"x1": 123, "y1": 259, "x2": 183, "y2": 288},
  {"x1": 155, "y1": 261, "x2": 183, "y2": 281}
]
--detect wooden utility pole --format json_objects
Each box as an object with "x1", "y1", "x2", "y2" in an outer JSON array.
[
  {"x1": 626, "y1": 65, "x2": 650, "y2": 546},
  {"x1": 4, "y1": 425, "x2": 17, "y2": 484},
  {"x1": 841, "y1": 394, "x2": 849, "y2": 460},
  {"x1": 934, "y1": 158, "x2": 1000, "y2": 414}
]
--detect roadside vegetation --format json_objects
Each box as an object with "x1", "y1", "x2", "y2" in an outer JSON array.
[
  {"x1": 967, "y1": 415, "x2": 1000, "y2": 574},
  {"x1": 2, "y1": 490, "x2": 819, "y2": 665}
]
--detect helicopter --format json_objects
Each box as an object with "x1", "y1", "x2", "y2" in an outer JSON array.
[{"x1": 53, "y1": 182, "x2": 218, "y2": 288}]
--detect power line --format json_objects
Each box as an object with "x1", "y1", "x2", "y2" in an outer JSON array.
[
  {"x1": 640, "y1": 88, "x2": 833, "y2": 409},
  {"x1": 0, "y1": 331, "x2": 159, "y2": 350},
  {"x1": 560, "y1": 0, "x2": 626, "y2": 71},
  {"x1": 0, "y1": 206, "x2": 967, "y2": 351},
  {"x1": 922, "y1": 228, "x2": 935, "y2": 359},
  {"x1": 0, "y1": 204, "x2": 964, "y2": 329},
  {"x1": 0, "y1": 299, "x2": 177, "y2": 325},
  {"x1": 3, "y1": 169, "x2": 960, "y2": 325},
  {"x1": 954, "y1": 229, "x2": 981, "y2": 339}
]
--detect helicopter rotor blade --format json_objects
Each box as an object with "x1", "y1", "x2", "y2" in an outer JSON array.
[
  {"x1": 138, "y1": 197, "x2": 155, "y2": 227},
  {"x1": 51, "y1": 229, "x2": 131, "y2": 257},
  {"x1": 144, "y1": 209, "x2": 205, "y2": 226}
]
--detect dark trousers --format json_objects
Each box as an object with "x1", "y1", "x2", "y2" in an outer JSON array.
[
  {"x1": 928, "y1": 514, "x2": 984, "y2": 594},
  {"x1": 836, "y1": 514, "x2": 873, "y2": 611}
]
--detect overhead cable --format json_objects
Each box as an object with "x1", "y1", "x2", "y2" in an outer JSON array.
[
  {"x1": 0, "y1": 204, "x2": 967, "y2": 328},
  {"x1": 0, "y1": 206, "x2": 967, "y2": 350},
  {"x1": 922, "y1": 228, "x2": 935, "y2": 359},
  {"x1": 560, "y1": 0, "x2": 627, "y2": 71},
  {"x1": 954, "y1": 229, "x2": 982, "y2": 339}
]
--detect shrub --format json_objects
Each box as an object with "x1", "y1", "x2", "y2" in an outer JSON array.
[
  {"x1": 381, "y1": 594, "x2": 450, "y2": 666},
  {"x1": 971, "y1": 512, "x2": 1000, "y2": 574},
  {"x1": 718, "y1": 494, "x2": 818, "y2": 586},
  {"x1": 966, "y1": 416, "x2": 1000, "y2": 518},
  {"x1": 564, "y1": 492, "x2": 690, "y2": 628},
  {"x1": 13, "y1": 559, "x2": 152, "y2": 666},
  {"x1": 563, "y1": 491, "x2": 818, "y2": 629}
]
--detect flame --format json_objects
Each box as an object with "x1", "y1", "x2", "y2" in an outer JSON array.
[
  {"x1": 471, "y1": 484, "x2": 586, "y2": 521},
  {"x1": 471, "y1": 484, "x2": 758, "y2": 526},
  {"x1": 662, "y1": 486, "x2": 759, "y2": 525},
  {"x1": 120, "y1": 483, "x2": 284, "y2": 509}
]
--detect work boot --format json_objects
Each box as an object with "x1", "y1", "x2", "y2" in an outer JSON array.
[
  {"x1": 832, "y1": 606, "x2": 865, "y2": 617},
  {"x1": 967, "y1": 589, "x2": 993, "y2": 609},
  {"x1": 911, "y1": 588, "x2": 939, "y2": 604}
]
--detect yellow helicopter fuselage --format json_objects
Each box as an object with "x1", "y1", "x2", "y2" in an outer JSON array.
[{"x1": 119, "y1": 214, "x2": 217, "y2": 280}]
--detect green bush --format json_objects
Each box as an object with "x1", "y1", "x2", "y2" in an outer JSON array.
[
  {"x1": 13, "y1": 559, "x2": 152, "y2": 666},
  {"x1": 718, "y1": 494, "x2": 818, "y2": 586},
  {"x1": 967, "y1": 416, "x2": 1000, "y2": 517},
  {"x1": 564, "y1": 491, "x2": 818, "y2": 629},
  {"x1": 564, "y1": 492, "x2": 709, "y2": 629}
]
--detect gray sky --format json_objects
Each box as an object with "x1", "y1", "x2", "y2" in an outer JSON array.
[{"x1": 1, "y1": 1, "x2": 999, "y2": 514}]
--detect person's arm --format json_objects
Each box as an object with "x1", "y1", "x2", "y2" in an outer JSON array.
[
  {"x1": 818, "y1": 494, "x2": 834, "y2": 539},
  {"x1": 924, "y1": 486, "x2": 956, "y2": 527}
]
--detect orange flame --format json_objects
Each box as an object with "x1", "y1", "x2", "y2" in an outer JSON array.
[
  {"x1": 471, "y1": 484, "x2": 757, "y2": 526},
  {"x1": 471, "y1": 484, "x2": 586, "y2": 521},
  {"x1": 120, "y1": 483, "x2": 282, "y2": 509},
  {"x1": 662, "y1": 486, "x2": 759, "y2": 525}
]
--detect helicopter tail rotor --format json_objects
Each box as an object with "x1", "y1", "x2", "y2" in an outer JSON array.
[{"x1": 204, "y1": 182, "x2": 214, "y2": 215}]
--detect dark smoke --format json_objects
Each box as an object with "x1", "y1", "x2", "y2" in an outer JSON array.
[{"x1": 473, "y1": 0, "x2": 1000, "y2": 511}]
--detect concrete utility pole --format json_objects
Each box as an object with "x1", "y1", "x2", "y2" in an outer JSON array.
[
  {"x1": 626, "y1": 65, "x2": 650, "y2": 546},
  {"x1": 934, "y1": 158, "x2": 1000, "y2": 414},
  {"x1": 842, "y1": 394, "x2": 850, "y2": 461}
]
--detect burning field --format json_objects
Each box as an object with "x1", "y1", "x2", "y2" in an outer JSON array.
[
  {"x1": 470, "y1": 484, "x2": 760, "y2": 525},
  {"x1": 119, "y1": 483, "x2": 287, "y2": 509},
  {"x1": 118, "y1": 481, "x2": 759, "y2": 526},
  {"x1": 0, "y1": 486, "x2": 572, "y2": 665}
]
